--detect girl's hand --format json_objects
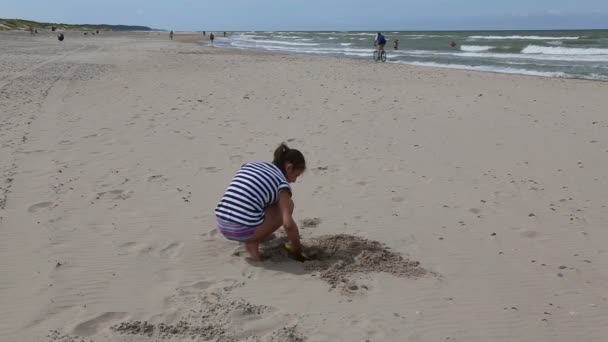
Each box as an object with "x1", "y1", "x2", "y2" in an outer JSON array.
[{"x1": 278, "y1": 191, "x2": 302, "y2": 252}]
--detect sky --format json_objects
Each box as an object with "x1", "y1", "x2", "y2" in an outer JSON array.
[{"x1": 2, "y1": 0, "x2": 607, "y2": 31}]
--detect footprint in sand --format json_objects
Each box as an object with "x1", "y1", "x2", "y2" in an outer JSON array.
[
  {"x1": 118, "y1": 241, "x2": 138, "y2": 254},
  {"x1": 205, "y1": 228, "x2": 220, "y2": 238},
  {"x1": 159, "y1": 242, "x2": 183, "y2": 258},
  {"x1": 203, "y1": 166, "x2": 221, "y2": 173},
  {"x1": 391, "y1": 196, "x2": 405, "y2": 203},
  {"x1": 72, "y1": 312, "x2": 127, "y2": 336},
  {"x1": 192, "y1": 280, "x2": 215, "y2": 289},
  {"x1": 28, "y1": 201, "x2": 53, "y2": 213},
  {"x1": 300, "y1": 217, "x2": 321, "y2": 228},
  {"x1": 96, "y1": 189, "x2": 129, "y2": 200},
  {"x1": 147, "y1": 174, "x2": 168, "y2": 182},
  {"x1": 521, "y1": 231, "x2": 540, "y2": 239},
  {"x1": 469, "y1": 208, "x2": 482, "y2": 214}
]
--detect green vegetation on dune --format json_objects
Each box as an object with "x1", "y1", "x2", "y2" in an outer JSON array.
[{"x1": 0, "y1": 18, "x2": 153, "y2": 31}]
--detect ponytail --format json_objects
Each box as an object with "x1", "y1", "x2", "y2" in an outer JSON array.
[{"x1": 273, "y1": 143, "x2": 306, "y2": 174}]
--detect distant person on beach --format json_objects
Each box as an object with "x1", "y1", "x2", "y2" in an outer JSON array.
[
  {"x1": 393, "y1": 39, "x2": 399, "y2": 50},
  {"x1": 215, "y1": 143, "x2": 306, "y2": 261},
  {"x1": 57, "y1": 33, "x2": 64, "y2": 42},
  {"x1": 203, "y1": 31, "x2": 206, "y2": 36},
  {"x1": 223, "y1": 31, "x2": 226, "y2": 37},
  {"x1": 209, "y1": 33, "x2": 215, "y2": 45},
  {"x1": 170, "y1": 30, "x2": 174, "y2": 40},
  {"x1": 374, "y1": 32, "x2": 386, "y2": 53}
]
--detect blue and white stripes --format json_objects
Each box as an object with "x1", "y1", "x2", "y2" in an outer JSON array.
[{"x1": 215, "y1": 162, "x2": 290, "y2": 226}]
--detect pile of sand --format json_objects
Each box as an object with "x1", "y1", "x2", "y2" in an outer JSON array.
[
  {"x1": 112, "y1": 320, "x2": 225, "y2": 340},
  {"x1": 265, "y1": 325, "x2": 305, "y2": 342},
  {"x1": 109, "y1": 287, "x2": 302, "y2": 342},
  {"x1": 46, "y1": 330, "x2": 90, "y2": 342},
  {"x1": 262, "y1": 234, "x2": 427, "y2": 289}
]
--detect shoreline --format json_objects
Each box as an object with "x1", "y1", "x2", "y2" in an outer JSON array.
[
  {"x1": 207, "y1": 30, "x2": 608, "y2": 82},
  {"x1": 192, "y1": 38, "x2": 608, "y2": 84}
]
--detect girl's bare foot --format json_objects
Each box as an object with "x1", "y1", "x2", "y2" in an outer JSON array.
[{"x1": 245, "y1": 241, "x2": 262, "y2": 261}]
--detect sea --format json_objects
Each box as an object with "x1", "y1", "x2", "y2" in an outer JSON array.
[{"x1": 213, "y1": 30, "x2": 608, "y2": 81}]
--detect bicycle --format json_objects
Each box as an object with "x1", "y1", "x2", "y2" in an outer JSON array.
[{"x1": 373, "y1": 48, "x2": 387, "y2": 62}]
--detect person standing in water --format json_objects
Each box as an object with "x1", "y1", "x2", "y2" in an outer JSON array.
[
  {"x1": 393, "y1": 39, "x2": 399, "y2": 50},
  {"x1": 209, "y1": 32, "x2": 215, "y2": 46},
  {"x1": 170, "y1": 30, "x2": 174, "y2": 40},
  {"x1": 215, "y1": 143, "x2": 306, "y2": 261}
]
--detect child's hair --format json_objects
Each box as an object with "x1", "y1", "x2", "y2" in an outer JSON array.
[{"x1": 273, "y1": 143, "x2": 306, "y2": 174}]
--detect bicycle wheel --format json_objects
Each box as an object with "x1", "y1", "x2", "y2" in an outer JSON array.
[
  {"x1": 373, "y1": 51, "x2": 378, "y2": 61},
  {"x1": 380, "y1": 50, "x2": 387, "y2": 62}
]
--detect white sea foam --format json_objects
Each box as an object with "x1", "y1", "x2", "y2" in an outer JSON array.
[
  {"x1": 390, "y1": 48, "x2": 608, "y2": 62},
  {"x1": 587, "y1": 73, "x2": 608, "y2": 81},
  {"x1": 243, "y1": 39, "x2": 320, "y2": 46},
  {"x1": 522, "y1": 45, "x2": 608, "y2": 55},
  {"x1": 275, "y1": 35, "x2": 304, "y2": 39},
  {"x1": 399, "y1": 61, "x2": 570, "y2": 78},
  {"x1": 469, "y1": 35, "x2": 580, "y2": 40},
  {"x1": 460, "y1": 45, "x2": 494, "y2": 52},
  {"x1": 340, "y1": 43, "x2": 353, "y2": 46}
]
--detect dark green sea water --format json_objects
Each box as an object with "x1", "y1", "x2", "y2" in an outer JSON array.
[{"x1": 214, "y1": 30, "x2": 608, "y2": 80}]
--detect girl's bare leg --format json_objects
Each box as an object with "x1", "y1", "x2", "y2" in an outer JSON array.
[{"x1": 245, "y1": 205, "x2": 286, "y2": 260}]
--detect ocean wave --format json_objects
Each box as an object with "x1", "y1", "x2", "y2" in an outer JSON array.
[
  {"x1": 460, "y1": 45, "x2": 494, "y2": 52},
  {"x1": 237, "y1": 39, "x2": 320, "y2": 46},
  {"x1": 275, "y1": 35, "x2": 304, "y2": 39},
  {"x1": 469, "y1": 35, "x2": 579, "y2": 40},
  {"x1": 387, "y1": 48, "x2": 608, "y2": 62},
  {"x1": 587, "y1": 73, "x2": 608, "y2": 81},
  {"x1": 402, "y1": 34, "x2": 448, "y2": 38},
  {"x1": 229, "y1": 41, "x2": 370, "y2": 55},
  {"x1": 230, "y1": 38, "x2": 608, "y2": 62},
  {"x1": 522, "y1": 45, "x2": 608, "y2": 55},
  {"x1": 340, "y1": 43, "x2": 353, "y2": 46},
  {"x1": 399, "y1": 61, "x2": 570, "y2": 78}
]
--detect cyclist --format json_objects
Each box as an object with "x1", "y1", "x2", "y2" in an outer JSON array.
[{"x1": 374, "y1": 32, "x2": 387, "y2": 54}]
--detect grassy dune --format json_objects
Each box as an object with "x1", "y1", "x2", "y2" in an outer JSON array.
[{"x1": 0, "y1": 18, "x2": 152, "y2": 31}]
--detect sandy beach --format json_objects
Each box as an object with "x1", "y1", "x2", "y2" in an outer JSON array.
[{"x1": 1, "y1": 31, "x2": 608, "y2": 342}]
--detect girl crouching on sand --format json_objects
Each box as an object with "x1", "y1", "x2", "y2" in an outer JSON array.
[{"x1": 215, "y1": 143, "x2": 306, "y2": 260}]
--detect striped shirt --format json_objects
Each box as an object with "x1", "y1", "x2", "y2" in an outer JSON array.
[{"x1": 215, "y1": 162, "x2": 291, "y2": 226}]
